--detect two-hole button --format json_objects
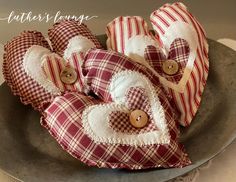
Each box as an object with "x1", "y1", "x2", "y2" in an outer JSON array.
[
  {"x1": 60, "y1": 67, "x2": 77, "y2": 85},
  {"x1": 162, "y1": 59, "x2": 179, "y2": 75},
  {"x1": 129, "y1": 110, "x2": 148, "y2": 128}
]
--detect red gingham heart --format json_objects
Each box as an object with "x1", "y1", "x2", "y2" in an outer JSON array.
[
  {"x1": 3, "y1": 31, "x2": 56, "y2": 111},
  {"x1": 109, "y1": 86, "x2": 158, "y2": 134},
  {"x1": 42, "y1": 87, "x2": 191, "y2": 170}
]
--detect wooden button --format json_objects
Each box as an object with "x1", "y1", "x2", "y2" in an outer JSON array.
[
  {"x1": 129, "y1": 110, "x2": 148, "y2": 128},
  {"x1": 162, "y1": 60, "x2": 179, "y2": 75},
  {"x1": 60, "y1": 67, "x2": 77, "y2": 85}
]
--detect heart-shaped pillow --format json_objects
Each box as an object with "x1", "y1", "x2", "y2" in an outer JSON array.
[{"x1": 149, "y1": 2, "x2": 209, "y2": 126}]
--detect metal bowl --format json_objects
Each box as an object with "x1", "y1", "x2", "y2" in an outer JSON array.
[{"x1": 0, "y1": 38, "x2": 236, "y2": 182}]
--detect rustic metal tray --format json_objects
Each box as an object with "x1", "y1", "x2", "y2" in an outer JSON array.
[{"x1": 0, "y1": 38, "x2": 236, "y2": 182}]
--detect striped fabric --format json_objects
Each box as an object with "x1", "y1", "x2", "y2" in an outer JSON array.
[
  {"x1": 150, "y1": 2, "x2": 209, "y2": 126},
  {"x1": 106, "y1": 16, "x2": 156, "y2": 53},
  {"x1": 41, "y1": 52, "x2": 84, "y2": 92},
  {"x1": 3, "y1": 31, "x2": 55, "y2": 111}
]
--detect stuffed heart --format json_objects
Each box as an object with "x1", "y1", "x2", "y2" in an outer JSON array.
[
  {"x1": 106, "y1": 2, "x2": 209, "y2": 126},
  {"x1": 3, "y1": 19, "x2": 191, "y2": 169},
  {"x1": 3, "y1": 31, "x2": 58, "y2": 111},
  {"x1": 3, "y1": 20, "x2": 102, "y2": 111},
  {"x1": 41, "y1": 52, "x2": 84, "y2": 92},
  {"x1": 42, "y1": 89, "x2": 191, "y2": 169},
  {"x1": 149, "y1": 2, "x2": 209, "y2": 126},
  {"x1": 42, "y1": 53, "x2": 191, "y2": 168},
  {"x1": 144, "y1": 38, "x2": 190, "y2": 84}
]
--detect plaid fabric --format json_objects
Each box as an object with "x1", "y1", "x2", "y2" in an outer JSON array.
[
  {"x1": 144, "y1": 38, "x2": 190, "y2": 83},
  {"x1": 42, "y1": 52, "x2": 84, "y2": 92},
  {"x1": 109, "y1": 87, "x2": 158, "y2": 134},
  {"x1": 42, "y1": 92, "x2": 191, "y2": 170},
  {"x1": 150, "y1": 2, "x2": 209, "y2": 126},
  {"x1": 48, "y1": 20, "x2": 102, "y2": 57},
  {"x1": 126, "y1": 86, "x2": 150, "y2": 110},
  {"x1": 82, "y1": 48, "x2": 165, "y2": 102},
  {"x1": 3, "y1": 31, "x2": 55, "y2": 111}
]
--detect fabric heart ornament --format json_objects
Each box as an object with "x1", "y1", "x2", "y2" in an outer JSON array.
[
  {"x1": 3, "y1": 20, "x2": 102, "y2": 111},
  {"x1": 149, "y1": 2, "x2": 209, "y2": 126},
  {"x1": 3, "y1": 31, "x2": 59, "y2": 111},
  {"x1": 109, "y1": 86, "x2": 159, "y2": 134},
  {"x1": 41, "y1": 52, "x2": 84, "y2": 92},
  {"x1": 144, "y1": 38, "x2": 190, "y2": 84}
]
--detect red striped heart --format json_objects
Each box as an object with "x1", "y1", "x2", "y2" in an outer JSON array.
[{"x1": 41, "y1": 52, "x2": 84, "y2": 92}]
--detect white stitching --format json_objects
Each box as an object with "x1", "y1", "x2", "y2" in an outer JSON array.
[{"x1": 82, "y1": 70, "x2": 170, "y2": 146}]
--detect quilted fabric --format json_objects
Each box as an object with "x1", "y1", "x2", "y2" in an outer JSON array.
[{"x1": 2, "y1": 31, "x2": 56, "y2": 111}]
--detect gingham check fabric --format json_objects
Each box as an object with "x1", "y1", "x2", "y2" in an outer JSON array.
[
  {"x1": 109, "y1": 87, "x2": 158, "y2": 134},
  {"x1": 150, "y1": 2, "x2": 209, "y2": 126},
  {"x1": 144, "y1": 38, "x2": 190, "y2": 83},
  {"x1": 3, "y1": 31, "x2": 55, "y2": 111},
  {"x1": 48, "y1": 20, "x2": 102, "y2": 57},
  {"x1": 42, "y1": 92, "x2": 191, "y2": 170}
]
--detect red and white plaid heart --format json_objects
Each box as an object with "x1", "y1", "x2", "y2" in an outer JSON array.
[
  {"x1": 82, "y1": 70, "x2": 170, "y2": 145},
  {"x1": 144, "y1": 38, "x2": 190, "y2": 84},
  {"x1": 42, "y1": 70, "x2": 191, "y2": 169}
]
